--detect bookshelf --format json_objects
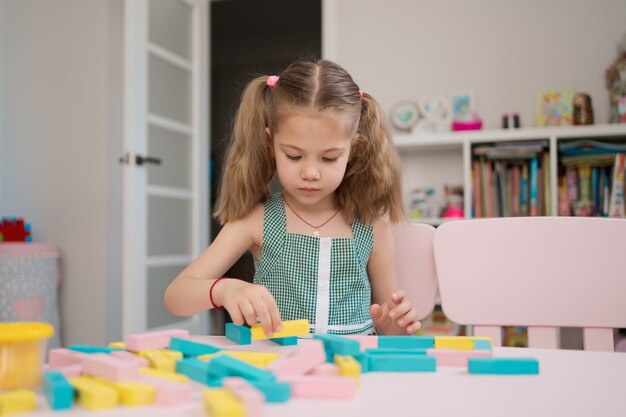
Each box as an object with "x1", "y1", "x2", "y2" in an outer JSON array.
[
  {"x1": 397, "y1": 124, "x2": 626, "y2": 345},
  {"x1": 395, "y1": 124, "x2": 626, "y2": 223}
]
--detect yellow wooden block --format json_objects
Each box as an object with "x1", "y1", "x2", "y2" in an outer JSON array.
[
  {"x1": 139, "y1": 367, "x2": 189, "y2": 383},
  {"x1": 250, "y1": 319, "x2": 309, "y2": 340},
  {"x1": 334, "y1": 354, "x2": 361, "y2": 386},
  {"x1": 199, "y1": 351, "x2": 280, "y2": 368},
  {"x1": 434, "y1": 336, "x2": 474, "y2": 350},
  {"x1": 203, "y1": 388, "x2": 245, "y2": 417},
  {"x1": 0, "y1": 390, "x2": 36, "y2": 416},
  {"x1": 144, "y1": 350, "x2": 177, "y2": 372},
  {"x1": 92, "y1": 377, "x2": 155, "y2": 406},
  {"x1": 70, "y1": 376, "x2": 118, "y2": 411},
  {"x1": 108, "y1": 341, "x2": 126, "y2": 349}
]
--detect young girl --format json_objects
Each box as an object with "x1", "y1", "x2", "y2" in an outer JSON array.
[{"x1": 165, "y1": 59, "x2": 421, "y2": 337}]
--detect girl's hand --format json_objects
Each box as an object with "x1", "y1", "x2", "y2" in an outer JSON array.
[
  {"x1": 213, "y1": 278, "x2": 283, "y2": 337},
  {"x1": 370, "y1": 289, "x2": 421, "y2": 335}
]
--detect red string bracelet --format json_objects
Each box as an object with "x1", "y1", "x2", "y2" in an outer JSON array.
[{"x1": 209, "y1": 276, "x2": 225, "y2": 311}]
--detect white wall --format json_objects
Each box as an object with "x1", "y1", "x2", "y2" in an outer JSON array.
[
  {"x1": 0, "y1": 0, "x2": 124, "y2": 345},
  {"x1": 324, "y1": 0, "x2": 626, "y2": 129}
]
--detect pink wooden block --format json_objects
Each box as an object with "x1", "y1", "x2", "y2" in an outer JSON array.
[
  {"x1": 279, "y1": 375, "x2": 356, "y2": 399},
  {"x1": 138, "y1": 376, "x2": 192, "y2": 406},
  {"x1": 266, "y1": 340, "x2": 326, "y2": 376},
  {"x1": 427, "y1": 348, "x2": 492, "y2": 366},
  {"x1": 344, "y1": 335, "x2": 378, "y2": 350},
  {"x1": 223, "y1": 377, "x2": 264, "y2": 417},
  {"x1": 307, "y1": 363, "x2": 340, "y2": 377},
  {"x1": 111, "y1": 350, "x2": 150, "y2": 367},
  {"x1": 125, "y1": 329, "x2": 190, "y2": 352},
  {"x1": 55, "y1": 364, "x2": 83, "y2": 378},
  {"x1": 48, "y1": 348, "x2": 89, "y2": 368},
  {"x1": 81, "y1": 353, "x2": 139, "y2": 382}
]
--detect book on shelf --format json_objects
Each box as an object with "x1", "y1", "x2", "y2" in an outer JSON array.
[{"x1": 608, "y1": 153, "x2": 625, "y2": 217}]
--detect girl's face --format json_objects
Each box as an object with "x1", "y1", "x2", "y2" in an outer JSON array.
[{"x1": 270, "y1": 109, "x2": 354, "y2": 209}]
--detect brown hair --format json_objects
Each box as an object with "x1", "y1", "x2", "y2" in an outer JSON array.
[{"x1": 214, "y1": 59, "x2": 405, "y2": 224}]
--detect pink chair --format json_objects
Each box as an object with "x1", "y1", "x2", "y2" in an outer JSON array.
[
  {"x1": 433, "y1": 217, "x2": 626, "y2": 351},
  {"x1": 391, "y1": 223, "x2": 438, "y2": 320}
]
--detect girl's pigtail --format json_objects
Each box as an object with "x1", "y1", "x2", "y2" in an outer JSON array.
[
  {"x1": 340, "y1": 93, "x2": 405, "y2": 224},
  {"x1": 214, "y1": 76, "x2": 274, "y2": 224}
]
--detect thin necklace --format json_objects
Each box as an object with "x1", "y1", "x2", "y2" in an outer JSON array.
[{"x1": 283, "y1": 193, "x2": 341, "y2": 237}]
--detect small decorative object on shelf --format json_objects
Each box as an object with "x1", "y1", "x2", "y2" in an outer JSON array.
[
  {"x1": 414, "y1": 96, "x2": 451, "y2": 134},
  {"x1": 409, "y1": 187, "x2": 437, "y2": 219},
  {"x1": 390, "y1": 100, "x2": 420, "y2": 132},
  {"x1": 534, "y1": 89, "x2": 575, "y2": 127},
  {"x1": 572, "y1": 93, "x2": 594, "y2": 125},
  {"x1": 605, "y1": 35, "x2": 626, "y2": 124},
  {"x1": 0, "y1": 217, "x2": 32, "y2": 242},
  {"x1": 442, "y1": 185, "x2": 464, "y2": 218},
  {"x1": 502, "y1": 112, "x2": 520, "y2": 129}
]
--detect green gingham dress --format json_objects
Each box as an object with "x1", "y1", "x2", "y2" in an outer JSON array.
[{"x1": 253, "y1": 193, "x2": 374, "y2": 335}]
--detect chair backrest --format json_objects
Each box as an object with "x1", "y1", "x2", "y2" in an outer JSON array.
[
  {"x1": 433, "y1": 217, "x2": 626, "y2": 351},
  {"x1": 391, "y1": 223, "x2": 438, "y2": 320}
]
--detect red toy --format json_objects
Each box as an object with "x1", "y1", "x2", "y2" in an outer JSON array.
[{"x1": 0, "y1": 217, "x2": 32, "y2": 242}]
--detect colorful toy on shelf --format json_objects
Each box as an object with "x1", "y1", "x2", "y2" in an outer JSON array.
[
  {"x1": 0, "y1": 217, "x2": 32, "y2": 242},
  {"x1": 442, "y1": 185, "x2": 464, "y2": 218},
  {"x1": 409, "y1": 187, "x2": 437, "y2": 219}
]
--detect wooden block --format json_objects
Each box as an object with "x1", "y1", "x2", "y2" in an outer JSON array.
[
  {"x1": 334, "y1": 354, "x2": 361, "y2": 385},
  {"x1": 365, "y1": 348, "x2": 428, "y2": 355},
  {"x1": 378, "y1": 336, "x2": 434, "y2": 349},
  {"x1": 81, "y1": 353, "x2": 139, "y2": 382},
  {"x1": 48, "y1": 348, "x2": 89, "y2": 368},
  {"x1": 138, "y1": 376, "x2": 192, "y2": 406},
  {"x1": 223, "y1": 377, "x2": 264, "y2": 417},
  {"x1": 472, "y1": 339, "x2": 493, "y2": 350},
  {"x1": 203, "y1": 388, "x2": 245, "y2": 417},
  {"x1": 68, "y1": 345, "x2": 123, "y2": 354},
  {"x1": 203, "y1": 351, "x2": 280, "y2": 368},
  {"x1": 176, "y1": 358, "x2": 212, "y2": 385},
  {"x1": 208, "y1": 355, "x2": 276, "y2": 383},
  {"x1": 266, "y1": 340, "x2": 326, "y2": 376},
  {"x1": 108, "y1": 341, "x2": 126, "y2": 349},
  {"x1": 44, "y1": 371, "x2": 74, "y2": 410},
  {"x1": 0, "y1": 390, "x2": 36, "y2": 416},
  {"x1": 435, "y1": 336, "x2": 474, "y2": 350},
  {"x1": 52, "y1": 364, "x2": 82, "y2": 379},
  {"x1": 90, "y1": 377, "x2": 154, "y2": 406},
  {"x1": 368, "y1": 354, "x2": 436, "y2": 372},
  {"x1": 143, "y1": 350, "x2": 177, "y2": 372},
  {"x1": 279, "y1": 375, "x2": 357, "y2": 399},
  {"x1": 225, "y1": 323, "x2": 251, "y2": 345},
  {"x1": 250, "y1": 319, "x2": 309, "y2": 340},
  {"x1": 248, "y1": 381, "x2": 291, "y2": 403},
  {"x1": 70, "y1": 376, "x2": 118, "y2": 411},
  {"x1": 426, "y1": 348, "x2": 492, "y2": 366},
  {"x1": 139, "y1": 366, "x2": 189, "y2": 383},
  {"x1": 313, "y1": 334, "x2": 361, "y2": 359},
  {"x1": 269, "y1": 336, "x2": 298, "y2": 346},
  {"x1": 125, "y1": 329, "x2": 190, "y2": 352},
  {"x1": 168, "y1": 337, "x2": 221, "y2": 356},
  {"x1": 110, "y1": 350, "x2": 149, "y2": 367},
  {"x1": 344, "y1": 335, "x2": 379, "y2": 350},
  {"x1": 468, "y1": 357, "x2": 539, "y2": 375}
]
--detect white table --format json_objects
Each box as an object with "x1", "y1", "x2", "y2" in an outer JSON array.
[{"x1": 32, "y1": 336, "x2": 626, "y2": 417}]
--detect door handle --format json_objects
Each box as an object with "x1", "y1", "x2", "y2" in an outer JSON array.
[{"x1": 135, "y1": 155, "x2": 162, "y2": 166}]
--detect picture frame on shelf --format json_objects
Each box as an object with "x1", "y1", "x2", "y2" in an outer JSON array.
[{"x1": 449, "y1": 91, "x2": 474, "y2": 121}]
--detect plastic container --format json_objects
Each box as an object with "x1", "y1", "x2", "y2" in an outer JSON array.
[{"x1": 0, "y1": 322, "x2": 54, "y2": 389}]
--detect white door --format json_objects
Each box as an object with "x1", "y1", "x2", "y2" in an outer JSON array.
[{"x1": 122, "y1": 0, "x2": 209, "y2": 336}]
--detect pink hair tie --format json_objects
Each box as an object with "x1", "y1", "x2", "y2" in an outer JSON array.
[
  {"x1": 267, "y1": 75, "x2": 280, "y2": 89},
  {"x1": 359, "y1": 90, "x2": 364, "y2": 101}
]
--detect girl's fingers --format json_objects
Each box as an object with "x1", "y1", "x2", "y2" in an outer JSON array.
[
  {"x1": 406, "y1": 320, "x2": 422, "y2": 334},
  {"x1": 390, "y1": 289, "x2": 405, "y2": 305},
  {"x1": 262, "y1": 293, "x2": 283, "y2": 333},
  {"x1": 389, "y1": 300, "x2": 411, "y2": 320},
  {"x1": 227, "y1": 305, "x2": 245, "y2": 327},
  {"x1": 251, "y1": 297, "x2": 278, "y2": 336},
  {"x1": 397, "y1": 307, "x2": 420, "y2": 326},
  {"x1": 238, "y1": 300, "x2": 258, "y2": 327}
]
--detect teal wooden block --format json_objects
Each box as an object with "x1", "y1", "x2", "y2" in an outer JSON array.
[
  {"x1": 168, "y1": 337, "x2": 222, "y2": 356},
  {"x1": 176, "y1": 357, "x2": 212, "y2": 384},
  {"x1": 365, "y1": 348, "x2": 428, "y2": 355},
  {"x1": 249, "y1": 381, "x2": 291, "y2": 403},
  {"x1": 270, "y1": 336, "x2": 298, "y2": 346},
  {"x1": 368, "y1": 354, "x2": 437, "y2": 372},
  {"x1": 472, "y1": 339, "x2": 493, "y2": 350},
  {"x1": 313, "y1": 334, "x2": 360, "y2": 361},
  {"x1": 378, "y1": 336, "x2": 434, "y2": 349},
  {"x1": 225, "y1": 323, "x2": 251, "y2": 345},
  {"x1": 44, "y1": 371, "x2": 74, "y2": 410},
  {"x1": 68, "y1": 345, "x2": 123, "y2": 354},
  {"x1": 208, "y1": 355, "x2": 276, "y2": 382},
  {"x1": 468, "y1": 357, "x2": 539, "y2": 375},
  {"x1": 353, "y1": 352, "x2": 369, "y2": 373}
]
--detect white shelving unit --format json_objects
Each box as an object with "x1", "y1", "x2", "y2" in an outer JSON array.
[{"x1": 394, "y1": 124, "x2": 626, "y2": 223}]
